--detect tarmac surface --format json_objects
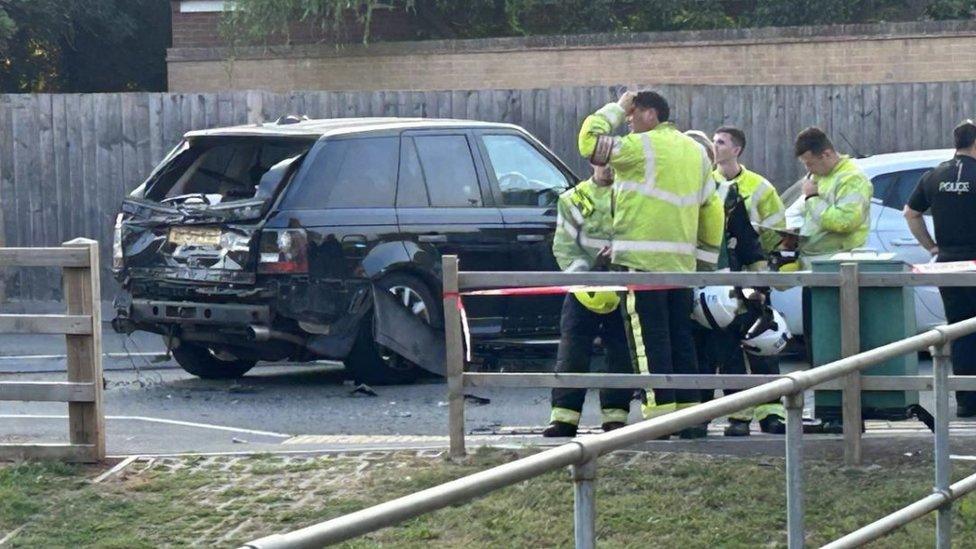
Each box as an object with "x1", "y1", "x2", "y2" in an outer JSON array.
[{"x1": 4, "y1": 325, "x2": 976, "y2": 463}]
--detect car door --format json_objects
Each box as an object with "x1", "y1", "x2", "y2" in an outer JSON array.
[
  {"x1": 268, "y1": 135, "x2": 401, "y2": 319},
  {"x1": 871, "y1": 167, "x2": 945, "y2": 328},
  {"x1": 475, "y1": 130, "x2": 576, "y2": 336},
  {"x1": 395, "y1": 131, "x2": 509, "y2": 336}
]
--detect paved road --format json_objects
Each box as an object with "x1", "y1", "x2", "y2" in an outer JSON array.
[
  {"x1": 4, "y1": 344, "x2": 970, "y2": 457},
  {"x1": 4, "y1": 326, "x2": 974, "y2": 459},
  {"x1": 0, "y1": 326, "x2": 170, "y2": 373}
]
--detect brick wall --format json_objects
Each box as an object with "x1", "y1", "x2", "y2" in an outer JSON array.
[{"x1": 168, "y1": 20, "x2": 976, "y2": 92}]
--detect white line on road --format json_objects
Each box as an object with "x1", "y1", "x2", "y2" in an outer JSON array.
[
  {"x1": 0, "y1": 352, "x2": 166, "y2": 361},
  {"x1": 0, "y1": 414, "x2": 291, "y2": 438}
]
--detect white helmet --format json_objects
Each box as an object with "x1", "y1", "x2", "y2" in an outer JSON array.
[
  {"x1": 741, "y1": 309, "x2": 791, "y2": 356},
  {"x1": 691, "y1": 286, "x2": 742, "y2": 330}
]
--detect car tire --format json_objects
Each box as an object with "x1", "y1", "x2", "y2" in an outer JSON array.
[
  {"x1": 344, "y1": 273, "x2": 442, "y2": 386},
  {"x1": 172, "y1": 342, "x2": 256, "y2": 379}
]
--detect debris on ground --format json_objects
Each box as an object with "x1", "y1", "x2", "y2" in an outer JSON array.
[
  {"x1": 464, "y1": 394, "x2": 491, "y2": 405},
  {"x1": 349, "y1": 384, "x2": 378, "y2": 397}
]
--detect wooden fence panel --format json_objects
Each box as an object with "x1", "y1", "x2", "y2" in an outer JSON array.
[{"x1": 0, "y1": 82, "x2": 973, "y2": 301}]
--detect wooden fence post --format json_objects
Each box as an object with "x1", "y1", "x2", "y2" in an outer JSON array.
[
  {"x1": 62, "y1": 238, "x2": 105, "y2": 461},
  {"x1": 443, "y1": 255, "x2": 466, "y2": 458},
  {"x1": 840, "y1": 262, "x2": 862, "y2": 466}
]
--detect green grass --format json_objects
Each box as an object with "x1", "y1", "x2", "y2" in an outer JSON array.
[{"x1": 2, "y1": 448, "x2": 975, "y2": 548}]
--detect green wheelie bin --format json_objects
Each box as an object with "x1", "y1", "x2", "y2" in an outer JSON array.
[{"x1": 809, "y1": 251, "x2": 918, "y2": 427}]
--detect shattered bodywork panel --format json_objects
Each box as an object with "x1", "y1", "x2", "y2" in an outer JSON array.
[{"x1": 118, "y1": 205, "x2": 262, "y2": 286}]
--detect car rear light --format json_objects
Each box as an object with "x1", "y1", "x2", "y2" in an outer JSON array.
[
  {"x1": 258, "y1": 228, "x2": 309, "y2": 274},
  {"x1": 112, "y1": 213, "x2": 124, "y2": 270}
]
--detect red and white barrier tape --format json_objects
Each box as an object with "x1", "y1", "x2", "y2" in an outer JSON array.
[{"x1": 912, "y1": 260, "x2": 976, "y2": 274}]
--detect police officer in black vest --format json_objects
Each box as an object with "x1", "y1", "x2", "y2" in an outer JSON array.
[{"x1": 904, "y1": 120, "x2": 976, "y2": 417}]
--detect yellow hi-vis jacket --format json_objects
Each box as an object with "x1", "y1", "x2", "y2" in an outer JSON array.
[
  {"x1": 552, "y1": 178, "x2": 612, "y2": 272},
  {"x1": 712, "y1": 165, "x2": 786, "y2": 254},
  {"x1": 579, "y1": 103, "x2": 724, "y2": 272},
  {"x1": 799, "y1": 155, "x2": 873, "y2": 257}
]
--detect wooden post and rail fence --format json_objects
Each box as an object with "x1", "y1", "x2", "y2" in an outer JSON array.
[
  {"x1": 442, "y1": 255, "x2": 976, "y2": 466},
  {"x1": 0, "y1": 238, "x2": 105, "y2": 462}
]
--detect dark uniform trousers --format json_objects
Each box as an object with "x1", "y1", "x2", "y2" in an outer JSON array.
[
  {"x1": 939, "y1": 286, "x2": 976, "y2": 412},
  {"x1": 623, "y1": 288, "x2": 700, "y2": 414},
  {"x1": 550, "y1": 294, "x2": 634, "y2": 420},
  {"x1": 695, "y1": 323, "x2": 783, "y2": 419}
]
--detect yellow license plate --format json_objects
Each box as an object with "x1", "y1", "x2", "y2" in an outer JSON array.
[{"x1": 168, "y1": 226, "x2": 221, "y2": 246}]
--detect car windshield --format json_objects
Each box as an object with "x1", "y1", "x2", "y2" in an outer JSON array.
[{"x1": 142, "y1": 136, "x2": 315, "y2": 208}]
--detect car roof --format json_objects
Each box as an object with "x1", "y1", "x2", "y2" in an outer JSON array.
[
  {"x1": 853, "y1": 148, "x2": 955, "y2": 177},
  {"x1": 183, "y1": 117, "x2": 524, "y2": 139}
]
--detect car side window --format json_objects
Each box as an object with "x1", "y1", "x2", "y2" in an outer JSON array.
[
  {"x1": 888, "y1": 169, "x2": 929, "y2": 211},
  {"x1": 875, "y1": 168, "x2": 929, "y2": 210},
  {"x1": 396, "y1": 137, "x2": 431, "y2": 207},
  {"x1": 294, "y1": 137, "x2": 398, "y2": 208},
  {"x1": 481, "y1": 134, "x2": 571, "y2": 207},
  {"x1": 412, "y1": 135, "x2": 483, "y2": 207},
  {"x1": 871, "y1": 172, "x2": 899, "y2": 205}
]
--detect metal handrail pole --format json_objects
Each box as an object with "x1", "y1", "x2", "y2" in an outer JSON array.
[
  {"x1": 784, "y1": 391, "x2": 805, "y2": 549},
  {"x1": 571, "y1": 459, "x2": 597, "y2": 549},
  {"x1": 933, "y1": 341, "x2": 953, "y2": 549},
  {"x1": 822, "y1": 472, "x2": 976, "y2": 549},
  {"x1": 239, "y1": 318, "x2": 976, "y2": 549}
]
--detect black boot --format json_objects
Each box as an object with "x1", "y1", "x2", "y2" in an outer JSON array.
[
  {"x1": 678, "y1": 423, "x2": 709, "y2": 439},
  {"x1": 724, "y1": 418, "x2": 752, "y2": 437},
  {"x1": 601, "y1": 421, "x2": 626, "y2": 433},
  {"x1": 759, "y1": 415, "x2": 786, "y2": 435},
  {"x1": 542, "y1": 421, "x2": 578, "y2": 438}
]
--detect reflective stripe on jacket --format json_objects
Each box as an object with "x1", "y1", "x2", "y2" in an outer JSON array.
[
  {"x1": 713, "y1": 165, "x2": 786, "y2": 253},
  {"x1": 553, "y1": 179, "x2": 612, "y2": 272},
  {"x1": 799, "y1": 155, "x2": 872, "y2": 256},
  {"x1": 578, "y1": 102, "x2": 724, "y2": 272}
]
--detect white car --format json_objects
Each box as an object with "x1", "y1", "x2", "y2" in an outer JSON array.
[{"x1": 770, "y1": 149, "x2": 953, "y2": 336}]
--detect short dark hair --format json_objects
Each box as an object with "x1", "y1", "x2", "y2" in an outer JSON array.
[
  {"x1": 954, "y1": 120, "x2": 976, "y2": 149},
  {"x1": 634, "y1": 91, "x2": 670, "y2": 122},
  {"x1": 794, "y1": 127, "x2": 834, "y2": 157},
  {"x1": 715, "y1": 126, "x2": 746, "y2": 155}
]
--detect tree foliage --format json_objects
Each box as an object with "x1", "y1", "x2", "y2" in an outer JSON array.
[
  {"x1": 224, "y1": 0, "x2": 976, "y2": 46},
  {"x1": 0, "y1": 0, "x2": 170, "y2": 93}
]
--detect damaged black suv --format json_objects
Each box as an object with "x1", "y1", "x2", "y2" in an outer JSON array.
[{"x1": 112, "y1": 117, "x2": 575, "y2": 383}]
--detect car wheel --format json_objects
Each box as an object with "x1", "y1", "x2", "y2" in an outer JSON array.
[
  {"x1": 171, "y1": 341, "x2": 256, "y2": 379},
  {"x1": 344, "y1": 273, "x2": 442, "y2": 385}
]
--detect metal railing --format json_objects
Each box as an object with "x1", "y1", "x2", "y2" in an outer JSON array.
[{"x1": 241, "y1": 259, "x2": 976, "y2": 548}]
